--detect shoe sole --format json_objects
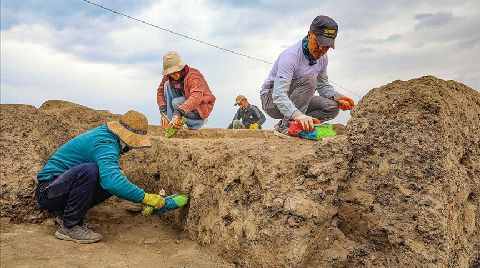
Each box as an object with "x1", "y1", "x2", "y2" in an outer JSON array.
[
  {"x1": 273, "y1": 130, "x2": 291, "y2": 139},
  {"x1": 55, "y1": 231, "x2": 101, "y2": 244}
]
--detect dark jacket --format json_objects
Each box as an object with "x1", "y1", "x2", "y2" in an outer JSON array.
[{"x1": 228, "y1": 104, "x2": 266, "y2": 129}]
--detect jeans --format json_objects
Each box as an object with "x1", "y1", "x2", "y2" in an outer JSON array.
[
  {"x1": 35, "y1": 163, "x2": 112, "y2": 228},
  {"x1": 164, "y1": 81, "x2": 205, "y2": 130},
  {"x1": 261, "y1": 76, "x2": 339, "y2": 127}
]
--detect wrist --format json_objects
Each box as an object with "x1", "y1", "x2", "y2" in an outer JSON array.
[
  {"x1": 334, "y1": 93, "x2": 344, "y2": 102},
  {"x1": 291, "y1": 110, "x2": 303, "y2": 119}
]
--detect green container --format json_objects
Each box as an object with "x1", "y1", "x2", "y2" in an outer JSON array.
[{"x1": 314, "y1": 123, "x2": 336, "y2": 140}]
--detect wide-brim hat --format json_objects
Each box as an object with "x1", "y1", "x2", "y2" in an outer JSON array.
[
  {"x1": 162, "y1": 51, "x2": 187, "y2": 75},
  {"x1": 107, "y1": 110, "x2": 151, "y2": 148}
]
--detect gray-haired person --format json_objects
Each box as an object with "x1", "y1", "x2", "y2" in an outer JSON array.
[{"x1": 260, "y1": 15, "x2": 355, "y2": 137}]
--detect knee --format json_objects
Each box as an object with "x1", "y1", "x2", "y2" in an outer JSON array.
[
  {"x1": 325, "y1": 101, "x2": 340, "y2": 120},
  {"x1": 300, "y1": 76, "x2": 318, "y2": 92},
  {"x1": 232, "y1": 119, "x2": 244, "y2": 129},
  {"x1": 171, "y1": 97, "x2": 185, "y2": 110},
  {"x1": 78, "y1": 163, "x2": 99, "y2": 182},
  {"x1": 305, "y1": 76, "x2": 318, "y2": 87}
]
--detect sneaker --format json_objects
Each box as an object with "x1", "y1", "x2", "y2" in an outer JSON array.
[
  {"x1": 55, "y1": 215, "x2": 98, "y2": 230},
  {"x1": 55, "y1": 224, "x2": 103, "y2": 244},
  {"x1": 273, "y1": 121, "x2": 291, "y2": 139}
]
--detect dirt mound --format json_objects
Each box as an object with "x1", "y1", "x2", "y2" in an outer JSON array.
[
  {"x1": 342, "y1": 76, "x2": 480, "y2": 267},
  {"x1": 1, "y1": 76, "x2": 479, "y2": 267}
]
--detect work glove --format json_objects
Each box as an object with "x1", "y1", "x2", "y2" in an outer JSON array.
[
  {"x1": 292, "y1": 112, "x2": 321, "y2": 132},
  {"x1": 159, "y1": 105, "x2": 167, "y2": 114},
  {"x1": 338, "y1": 96, "x2": 355, "y2": 111},
  {"x1": 160, "y1": 114, "x2": 170, "y2": 129},
  {"x1": 168, "y1": 109, "x2": 185, "y2": 129},
  {"x1": 142, "y1": 193, "x2": 165, "y2": 209},
  {"x1": 249, "y1": 123, "x2": 259, "y2": 130}
]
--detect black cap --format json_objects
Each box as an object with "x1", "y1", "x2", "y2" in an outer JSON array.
[{"x1": 310, "y1": 15, "x2": 338, "y2": 48}]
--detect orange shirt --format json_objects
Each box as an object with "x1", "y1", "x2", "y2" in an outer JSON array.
[{"x1": 157, "y1": 67, "x2": 215, "y2": 119}]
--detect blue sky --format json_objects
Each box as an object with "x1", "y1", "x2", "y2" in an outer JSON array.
[{"x1": 2, "y1": 0, "x2": 479, "y2": 128}]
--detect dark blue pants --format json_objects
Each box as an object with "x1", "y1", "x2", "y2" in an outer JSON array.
[{"x1": 36, "y1": 163, "x2": 112, "y2": 228}]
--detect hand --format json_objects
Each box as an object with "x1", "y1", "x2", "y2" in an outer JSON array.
[
  {"x1": 293, "y1": 113, "x2": 321, "y2": 132},
  {"x1": 159, "y1": 105, "x2": 167, "y2": 114},
  {"x1": 142, "y1": 193, "x2": 165, "y2": 209},
  {"x1": 249, "y1": 123, "x2": 259, "y2": 130},
  {"x1": 168, "y1": 113, "x2": 184, "y2": 129},
  {"x1": 338, "y1": 96, "x2": 355, "y2": 111},
  {"x1": 160, "y1": 114, "x2": 170, "y2": 129}
]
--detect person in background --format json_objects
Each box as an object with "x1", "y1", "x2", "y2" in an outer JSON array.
[
  {"x1": 228, "y1": 95, "x2": 266, "y2": 129},
  {"x1": 157, "y1": 51, "x2": 216, "y2": 130},
  {"x1": 260, "y1": 15, "x2": 355, "y2": 138}
]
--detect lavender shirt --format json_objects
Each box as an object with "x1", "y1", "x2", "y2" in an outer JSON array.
[{"x1": 260, "y1": 40, "x2": 337, "y2": 117}]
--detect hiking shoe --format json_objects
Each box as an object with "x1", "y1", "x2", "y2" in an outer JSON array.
[
  {"x1": 55, "y1": 216, "x2": 98, "y2": 230},
  {"x1": 55, "y1": 224, "x2": 103, "y2": 244},
  {"x1": 273, "y1": 121, "x2": 291, "y2": 139}
]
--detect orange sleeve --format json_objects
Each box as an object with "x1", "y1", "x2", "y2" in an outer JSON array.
[
  {"x1": 179, "y1": 76, "x2": 204, "y2": 113},
  {"x1": 156, "y1": 76, "x2": 169, "y2": 107}
]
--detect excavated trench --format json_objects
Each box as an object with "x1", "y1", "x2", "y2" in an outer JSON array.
[{"x1": 1, "y1": 76, "x2": 479, "y2": 267}]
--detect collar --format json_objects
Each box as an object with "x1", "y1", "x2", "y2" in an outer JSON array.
[{"x1": 302, "y1": 36, "x2": 317, "y2": 66}]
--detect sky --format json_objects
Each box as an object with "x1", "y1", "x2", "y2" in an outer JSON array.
[{"x1": 1, "y1": 0, "x2": 479, "y2": 129}]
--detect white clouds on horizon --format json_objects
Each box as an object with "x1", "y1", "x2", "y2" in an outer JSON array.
[{"x1": 1, "y1": 0, "x2": 479, "y2": 129}]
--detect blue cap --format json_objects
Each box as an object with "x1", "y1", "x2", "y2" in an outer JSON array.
[{"x1": 310, "y1": 15, "x2": 338, "y2": 48}]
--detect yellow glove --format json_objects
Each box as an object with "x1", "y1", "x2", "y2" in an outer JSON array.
[
  {"x1": 142, "y1": 193, "x2": 165, "y2": 209},
  {"x1": 249, "y1": 123, "x2": 259, "y2": 130}
]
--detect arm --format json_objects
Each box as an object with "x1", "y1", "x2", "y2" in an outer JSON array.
[
  {"x1": 156, "y1": 76, "x2": 169, "y2": 107},
  {"x1": 316, "y1": 56, "x2": 343, "y2": 101},
  {"x1": 179, "y1": 76, "x2": 204, "y2": 113},
  {"x1": 251, "y1": 105, "x2": 266, "y2": 125},
  {"x1": 316, "y1": 72, "x2": 343, "y2": 101},
  {"x1": 272, "y1": 53, "x2": 298, "y2": 118},
  {"x1": 317, "y1": 71, "x2": 354, "y2": 111},
  {"x1": 91, "y1": 140, "x2": 145, "y2": 203}
]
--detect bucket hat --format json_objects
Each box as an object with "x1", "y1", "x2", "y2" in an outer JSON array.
[
  {"x1": 162, "y1": 51, "x2": 186, "y2": 75},
  {"x1": 107, "y1": 110, "x2": 151, "y2": 148}
]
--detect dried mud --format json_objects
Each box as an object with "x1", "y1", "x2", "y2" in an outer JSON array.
[{"x1": 1, "y1": 76, "x2": 479, "y2": 267}]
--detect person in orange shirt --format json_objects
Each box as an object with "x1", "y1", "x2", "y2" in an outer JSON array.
[{"x1": 156, "y1": 51, "x2": 216, "y2": 130}]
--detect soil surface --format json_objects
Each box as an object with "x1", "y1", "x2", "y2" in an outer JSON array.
[
  {"x1": 0, "y1": 203, "x2": 231, "y2": 268},
  {"x1": 1, "y1": 76, "x2": 479, "y2": 267}
]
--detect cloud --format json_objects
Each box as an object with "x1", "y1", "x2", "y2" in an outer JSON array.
[
  {"x1": 1, "y1": 0, "x2": 479, "y2": 132},
  {"x1": 414, "y1": 11, "x2": 458, "y2": 29}
]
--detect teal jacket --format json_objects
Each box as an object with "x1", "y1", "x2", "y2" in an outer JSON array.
[{"x1": 37, "y1": 125, "x2": 145, "y2": 203}]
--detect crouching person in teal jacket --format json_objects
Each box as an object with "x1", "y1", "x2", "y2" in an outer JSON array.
[{"x1": 35, "y1": 110, "x2": 164, "y2": 244}]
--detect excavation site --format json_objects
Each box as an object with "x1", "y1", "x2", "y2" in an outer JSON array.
[{"x1": 1, "y1": 76, "x2": 479, "y2": 267}]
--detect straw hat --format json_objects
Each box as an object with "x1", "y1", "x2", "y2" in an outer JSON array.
[
  {"x1": 107, "y1": 110, "x2": 151, "y2": 148},
  {"x1": 162, "y1": 51, "x2": 186, "y2": 75}
]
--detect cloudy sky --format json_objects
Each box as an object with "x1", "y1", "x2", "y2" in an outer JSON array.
[{"x1": 2, "y1": 0, "x2": 479, "y2": 128}]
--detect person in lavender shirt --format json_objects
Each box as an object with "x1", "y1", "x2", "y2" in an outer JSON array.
[{"x1": 260, "y1": 15, "x2": 355, "y2": 138}]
